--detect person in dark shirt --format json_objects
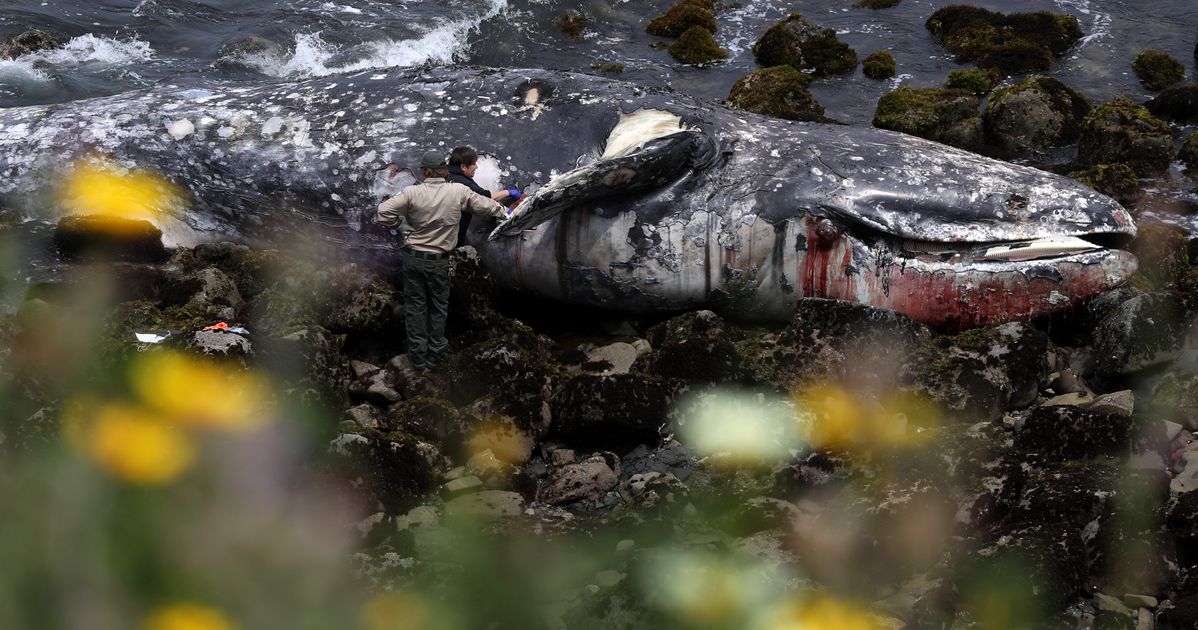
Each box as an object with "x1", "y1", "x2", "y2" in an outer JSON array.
[{"x1": 448, "y1": 146, "x2": 521, "y2": 246}]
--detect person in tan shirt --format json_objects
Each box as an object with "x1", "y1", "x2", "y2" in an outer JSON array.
[{"x1": 377, "y1": 149, "x2": 509, "y2": 372}]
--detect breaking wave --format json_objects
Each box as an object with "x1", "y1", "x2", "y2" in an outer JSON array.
[
  {"x1": 0, "y1": 34, "x2": 154, "y2": 86},
  {"x1": 233, "y1": 0, "x2": 508, "y2": 78}
]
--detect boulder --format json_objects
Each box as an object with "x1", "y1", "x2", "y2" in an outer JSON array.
[
  {"x1": 1128, "y1": 222, "x2": 1191, "y2": 292},
  {"x1": 725, "y1": 65, "x2": 827, "y2": 123},
  {"x1": 214, "y1": 35, "x2": 284, "y2": 71},
  {"x1": 327, "y1": 430, "x2": 443, "y2": 513},
  {"x1": 539, "y1": 452, "x2": 620, "y2": 505},
  {"x1": 0, "y1": 30, "x2": 60, "y2": 59},
  {"x1": 622, "y1": 472, "x2": 688, "y2": 511},
  {"x1": 163, "y1": 267, "x2": 245, "y2": 321},
  {"x1": 1077, "y1": 98, "x2": 1173, "y2": 176},
  {"x1": 668, "y1": 26, "x2": 728, "y2": 65},
  {"x1": 901, "y1": 322, "x2": 1048, "y2": 422},
  {"x1": 633, "y1": 310, "x2": 746, "y2": 385},
  {"x1": 768, "y1": 298, "x2": 930, "y2": 391},
  {"x1": 752, "y1": 13, "x2": 858, "y2": 78},
  {"x1": 186, "y1": 329, "x2": 252, "y2": 357},
  {"x1": 1015, "y1": 407, "x2": 1131, "y2": 461},
  {"x1": 925, "y1": 6, "x2": 1082, "y2": 74},
  {"x1": 982, "y1": 76, "x2": 1090, "y2": 156},
  {"x1": 385, "y1": 397, "x2": 465, "y2": 447},
  {"x1": 646, "y1": 0, "x2": 716, "y2": 38},
  {"x1": 1146, "y1": 84, "x2": 1198, "y2": 123},
  {"x1": 1182, "y1": 132, "x2": 1198, "y2": 172},
  {"x1": 551, "y1": 374, "x2": 681, "y2": 451},
  {"x1": 1093, "y1": 292, "x2": 1187, "y2": 377},
  {"x1": 1066, "y1": 164, "x2": 1141, "y2": 209},
  {"x1": 872, "y1": 86, "x2": 982, "y2": 149},
  {"x1": 260, "y1": 325, "x2": 351, "y2": 408},
  {"x1": 862, "y1": 50, "x2": 896, "y2": 80},
  {"x1": 1133, "y1": 50, "x2": 1185, "y2": 91},
  {"x1": 1146, "y1": 369, "x2": 1198, "y2": 432},
  {"x1": 444, "y1": 490, "x2": 525, "y2": 519},
  {"x1": 53, "y1": 215, "x2": 168, "y2": 263},
  {"x1": 945, "y1": 68, "x2": 1000, "y2": 95},
  {"x1": 1160, "y1": 594, "x2": 1198, "y2": 629}
]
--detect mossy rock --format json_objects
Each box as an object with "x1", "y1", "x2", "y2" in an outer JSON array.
[
  {"x1": 926, "y1": 6, "x2": 1082, "y2": 74},
  {"x1": 633, "y1": 310, "x2": 748, "y2": 385},
  {"x1": 668, "y1": 26, "x2": 728, "y2": 65},
  {"x1": 1128, "y1": 222, "x2": 1190, "y2": 292},
  {"x1": 854, "y1": 0, "x2": 901, "y2": 8},
  {"x1": 0, "y1": 30, "x2": 60, "y2": 59},
  {"x1": 552, "y1": 11, "x2": 587, "y2": 38},
  {"x1": 752, "y1": 13, "x2": 858, "y2": 78},
  {"x1": 1133, "y1": 50, "x2": 1185, "y2": 91},
  {"x1": 725, "y1": 65, "x2": 826, "y2": 122},
  {"x1": 945, "y1": 68, "x2": 1000, "y2": 95},
  {"x1": 250, "y1": 287, "x2": 319, "y2": 335},
  {"x1": 646, "y1": 0, "x2": 717, "y2": 38},
  {"x1": 1066, "y1": 164, "x2": 1141, "y2": 209},
  {"x1": 1182, "y1": 131, "x2": 1198, "y2": 171},
  {"x1": 1093, "y1": 292, "x2": 1187, "y2": 377},
  {"x1": 862, "y1": 50, "x2": 896, "y2": 80},
  {"x1": 1146, "y1": 84, "x2": 1198, "y2": 123},
  {"x1": 982, "y1": 75, "x2": 1090, "y2": 155},
  {"x1": 1077, "y1": 98, "x2": 1173, "y2": 176},
  {"x1": 167, "y1": 242, "x2": 292, "y2": 300},
  {"x1": 872, "y1": 86, "x2": 981, "y2": 145},
  {"x1": 591, "y1": 61, "x2": 624, "y2": 73},
  {"x1": 53, "y1": 215, "x2": 168, "y2": 263}
]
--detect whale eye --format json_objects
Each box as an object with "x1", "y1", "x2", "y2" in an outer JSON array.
[{"x1": 815, "y1": 219, "x2": 839, "y2": 247}]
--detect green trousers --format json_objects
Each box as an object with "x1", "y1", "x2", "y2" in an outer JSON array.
[{"x1": 402, "y1": 252, "x2": 451, "y2": 369}]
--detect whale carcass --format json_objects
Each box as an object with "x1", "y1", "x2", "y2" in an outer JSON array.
[{"x1": 0, "y1": 66, "x2": 1136, "y2": 328}]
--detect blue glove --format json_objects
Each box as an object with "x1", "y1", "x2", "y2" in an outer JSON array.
[{"x1": 505, "y1": 188, "x2": 521, "y2": 200}]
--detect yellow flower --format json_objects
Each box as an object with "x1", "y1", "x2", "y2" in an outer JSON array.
[
  {"x1": 131, "y1": 352, "x2": 270, "y2": 432},
  {"x1": 59, "y1": 161, "x2": 181, "y2": 223},
  {"x1": 144, "y1": 603, "x2": 234, "y2": 630},
  {"x1": 796, "y1": 383, "x2": 941, "y2": 452},
  {"x1": 86, "y1": 403, "x2": 196, "y2": 485},
  {"x1": 760, "y1": 596, "x2": 886, "y2": 630},
  {"x1": 359, "y1": 591, "x2": 431, "y2": 630}
]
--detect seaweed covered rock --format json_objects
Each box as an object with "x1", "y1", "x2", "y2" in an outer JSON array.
[
  {"x1": 872, "y1": 86, "x2": 981, "y2": 147},
  {"x1": 1013, "y1": 406, "x2": 1131, "y2": 462},
  {"x1": 550, "y1": 374, "x2": 682, "y2": 451},
  {"x1": 1181, "y1": 131, "x2": 1198, "y2": 172},
  {"x1": 633, "y1": 310, "x2": 746, "y2": 385},
  {"x1": 442, "y1": 323, "x2": 553, "y2": 408},
  {"x1": 0, "y1": 30, "x2": 60, "y2": 59},
  {"x1": 1128, "y1": 222, "x2": 1191, "y2": 292},
  {"x1": 385, "y1": 397, "x2": 466, "y2": 450},
  {"x1": 1093, "y1": 292, "x2": 1187, "y2": 377},
  {"x1": 1066, "y1": 164, "x2": 1141, "y2": 209},
  {"x1": 862, "y1": 50, "x2": 896, "y2": 80},
  {"x1": 162, "y1": 267, "x2": 245, "y2": 321},
  {"x1": 646, "y1": 0, "x2": 716, "y2": 38},
  {"x1": 668, "y1": 26, "x2": 728, "y2": 65},
  {"x1": 925, "y1": 6, "x2": 1082, "y2": 74},
  {"x1": 552, "y1": 11, "x2": 587, "y2": 39},
  {"x1": 900, "y1": 322, "x2": 1048, "y2": 423},
  {"x1": 945, "y1": 68, "x2": 1000, "y2": 95},
  {"x1": 752, "y1": 13, "x2": 857, "y2": 78},
  {"x1": 446, "y1": 247, "x2": 524, "y2": 348},
  {"x1": 1144, "y1": 368, "x2": 1198, "y2": 431},
  {"x1": 767, "y1": 298, "x2": 930, "y2": 391},
  {"x1": 167, "y1": 241, "x2": 286, "y2": 300},
  {"x1": 327, "y1": 429, "x2": 443, "y2": 513},
  {"x1": 259, "y1": 325, "x2": 352, "y2": 408},
  {"x1": 214, "y1": 35, "x2": 284, "y2": 71},
  {"x1": 1133, "y1": 49, "x2": 1185, "y2": 91},
  {"x1": 320, "y1": 264, "x2": 401, "y2": 337},
  {"x1": 982, "y1": 75, "x2": 1090, "y2": 156},
  {"x1": 1077, "y1": 98, "x2": 1173, "y2": 176},
  {"x1": 54, "y1": 215, "x2": 168, "y2": 263},
  {"x1": 725, "y1": 65, "x2": 826, "y2": 122},
  {"x1": 1146, "y1": 84, "x2": 1198, "y2": 123}
]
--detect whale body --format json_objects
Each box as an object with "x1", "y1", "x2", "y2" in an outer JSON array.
[{"x1": 0, "y1": 66, "x2": 1136, "y2": 328}]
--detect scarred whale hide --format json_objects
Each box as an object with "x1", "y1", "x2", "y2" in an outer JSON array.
[{"x1": 0, "y1": 66, "x2": 1136, "y2": 329}]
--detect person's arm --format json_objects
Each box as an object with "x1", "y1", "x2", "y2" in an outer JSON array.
[
  {"x1": 376, "y1": 191, "x2": 409, "y2": 226},
  {"x1": 464, "y1": 190, "x2": 509, "y2": 219}
]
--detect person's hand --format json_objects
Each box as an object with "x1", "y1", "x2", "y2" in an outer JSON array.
[{"x1": 505, "y1": 188, "x2": 521, "y2": 200}]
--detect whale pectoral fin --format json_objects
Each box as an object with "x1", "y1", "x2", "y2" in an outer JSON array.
[{"x1": 489, "y1": 131, "x2": 700, "y2": 240}]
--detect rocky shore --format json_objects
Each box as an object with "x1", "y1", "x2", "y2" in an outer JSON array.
[{"x1": 3, "y1": 211, "x2": 1198, "y2": 628}]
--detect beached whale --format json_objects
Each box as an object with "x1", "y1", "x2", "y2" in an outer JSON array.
[{"x1": 0, "y1": 66, "x2": 1135, "y2": 328}]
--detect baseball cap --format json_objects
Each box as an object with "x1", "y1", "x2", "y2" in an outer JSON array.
[{"x1": 418, "y1": 150, "x2": 447, "y2": 168}]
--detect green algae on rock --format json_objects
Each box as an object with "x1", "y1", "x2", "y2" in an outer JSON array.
[
  {"x1": 668, "y1": 25, "x2": 728, "y2": 65},
  {"x1": 945, "y1": 68, "x2": 1000, "y2": 95},
  {"x1": 925, "y1": 5, "x2": 1082, "y2": 74},
  {"x1": 862, "y1": 50, "x2": 896, "y2": 80},
  {"x1": 752, "y1": 13, "x2": 857, "y2": 78},
  {"x1": 982, "y1": 75, "x2": 1090, "y2": 155},
  {"x1": 1133, "y1": 50, "x2": 1185, "y2": 91},
  {"x1": 646, "y1": 0, "x2": 717, "y2": 38},
  {"x1": 552, "y1": 11, "x2": 588, "y2": 39},
  {"x1": 591, "y1": 61, "x2": 625, "y2": 73},
  {"x1": 725, "y1": 65, "x2": 826, "y2": 122},
  {"x1": 872, "y1": 86, "x2": 981, "y2": 146},
  {"x1": 1065, "y1": 164, "x2": 1141, "y2": 209},
  {"x1": 1077, "y1": 98, "x2": 1173, "y2": 176},
  {"x1": 1181, "y1": 131, "x2": 1198, "y2": 171}
]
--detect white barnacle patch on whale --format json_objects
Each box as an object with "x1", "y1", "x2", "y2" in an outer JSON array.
[
  {"x1": 261, "y1": 116, "x2": 285, "y2": 138},
  {"x1": 166, "y1": 119, "x2": 195, "y2": 140}
]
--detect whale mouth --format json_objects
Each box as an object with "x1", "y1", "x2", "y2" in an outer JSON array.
[{"x1": 892, "y1": 232, "x2": 1134, "y2": 265}]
